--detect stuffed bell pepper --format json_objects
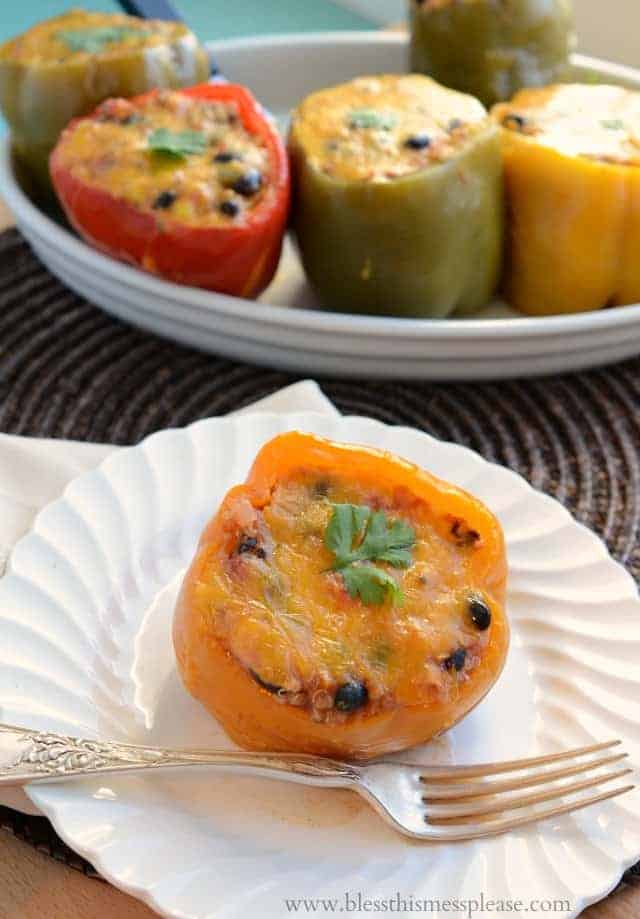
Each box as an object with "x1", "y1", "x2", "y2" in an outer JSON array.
[
  {"x1": 50, "y1": 84, "x2": 290, "y2": 297},
  {"x1": 410, "y1": 0, "x2": 575, "y2": 108},
  {"x1": 494, "y1": 84, "x2": 640, "y2": 315},
  {"x1": 174, "y1": 432, "x2": 509, "y2": 759},
  {"x1": 0, "y1": 9, "x2": 210, "y2": 190},
  {"x1": 288, "y1": 74, "x2": 503, "y2": 317}
]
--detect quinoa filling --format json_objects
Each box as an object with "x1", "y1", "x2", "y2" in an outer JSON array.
[
  {"x1": 498, "y1": 84, "x2": 640, "y2": 165},
  {"x1": 290, "y1": 74, "x2": 490, "y2": 183},
  {"x1": 197, "y1": 469, "x2": 494, "y2": 724},
  {"x1": 54, "y1": 91, "x2": 271, "y2": 226},
  {"x1": 0, "y1": 10, "x2": 190, "y2": 64}
]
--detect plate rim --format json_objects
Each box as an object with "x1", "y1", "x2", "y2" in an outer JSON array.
[
  {"x1": 3, "y1": 33, "x2": 640, "y2": 341},
  {"x1": 3, "y1": 409, "x2": 637, "y2": 919}
]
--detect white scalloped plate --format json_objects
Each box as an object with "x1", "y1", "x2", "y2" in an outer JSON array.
[{"x1": 1, "y1": 412, "x2": 639, "y2": 918}]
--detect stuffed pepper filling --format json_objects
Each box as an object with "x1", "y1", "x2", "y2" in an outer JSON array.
[
  {"x1": 196, "y1": 467, "x2": 496, "y2": 724},
  {"x1": 496, "y1": 84, "x2": 640, "y2": 165},
  {"x1": 292, "y1": 74, "x2": 489, "y2": 182},
  {"x1": 1, "y1": 9, "x2": 199, "y2": 66},
  {"x1": 52, "y1": 90, "x2": 271, "y2": 226}
]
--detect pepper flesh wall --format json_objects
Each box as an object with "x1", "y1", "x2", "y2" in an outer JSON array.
[
  {"x1": 410, "y1": 0, "x2": 574, "y2": 109},
  {"x1": 288, "y1": 74, "x2": 504, "y2": 318}
]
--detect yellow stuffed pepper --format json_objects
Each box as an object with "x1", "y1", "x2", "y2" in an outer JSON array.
[{"x1": 494, "y1": 84, "x2": 640, "y2": 315}]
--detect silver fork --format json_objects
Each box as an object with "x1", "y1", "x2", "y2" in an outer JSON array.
[{"x1": 0, "y1": 724, "x2": 633, "y2": 841}]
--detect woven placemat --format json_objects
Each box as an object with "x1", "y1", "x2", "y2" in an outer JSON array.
[{"x1": 0, "y1": 226, "x2": 638, "y2": 883}]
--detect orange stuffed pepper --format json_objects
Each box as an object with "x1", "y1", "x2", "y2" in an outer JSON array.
[{"x1": 174, "y1": 433, "x2": 509, "y2": 759}]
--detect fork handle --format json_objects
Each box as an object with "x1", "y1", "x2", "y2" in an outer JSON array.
[{"x1": 0, "y1": 725, "x2": 360, "y2": 788}]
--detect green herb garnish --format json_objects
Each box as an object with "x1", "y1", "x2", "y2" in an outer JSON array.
[
  {"x1": 342, "y1": 566, "x2": 402, "y2": 605},
  {"x1": 148, "y1": 128, "x2": 207, "y2": 159},
  {"x1": 326, "y1": 504, "x2": 415, "y2": 568},
  {"x1": 601, "y1": 119, "x2": 626, "y2": 130},
  {"x1": 57, "y1": 26, "x2": 142, "y2": 54},
  {"x1": 324, "y1": 504, "x2": 415, "y2": 605},
  {"x1": 582, "y1": 70, "x2": 602, "y2": 85},
  {"x1": 348, "y1": 109, "x2": 398, "y2": 131}
]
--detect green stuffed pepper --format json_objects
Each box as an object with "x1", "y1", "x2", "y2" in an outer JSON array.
[
  {"x1": 0, "y1": 8, "x2": 210, "y2": 192},
  {"x1": 288, "y1": 74, "x2": 503, "y2": 318},
  {"x1": 410, "y1": 0, "x2": 575, "y2": 108}
]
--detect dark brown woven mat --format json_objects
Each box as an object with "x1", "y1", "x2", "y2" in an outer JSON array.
[{"x1": 0, "y1": 226, "x2": 638, "y2": 884}]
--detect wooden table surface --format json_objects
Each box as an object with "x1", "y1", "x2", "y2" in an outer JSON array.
[
  {"x1": 0, "y1": 208, "x2": 638, "y2": 918},
  {"x1": 1, "y1": 826, "x2": 638, "y2": 919}
]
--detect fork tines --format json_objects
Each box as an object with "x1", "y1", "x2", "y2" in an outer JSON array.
[{"x1": 419, "y1": 740, "x2": 634, "y2": 836}]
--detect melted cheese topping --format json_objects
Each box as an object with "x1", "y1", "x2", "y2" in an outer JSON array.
[
  {"x1": 198, "y1": 468, "x2": 494, "y2": 723},
  {"x1": 55, "y1": 92, "x2": 271, "y2": 227},
  {"x1": 0, "y1": 9, "x2": 191, "y2": 65},
  {"x1": 290, "y1": 74, "x2": 489, "y2": 183},
  {"x1": 497, "y1": 84, "x2": 640, "y2": 164}
]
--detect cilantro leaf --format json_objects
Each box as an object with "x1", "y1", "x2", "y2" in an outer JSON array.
[
  {"x1": 348, "y1": 109, "x2": 398, "y2": 131},
  {"x1": 148, "y1": 128, "x2": 207, "y2": 159},
  {"x1": 353, "y1": 512, "x2": 415, "y2": 568},
  {"x1": 324, "y1": 503, "x2": 415, "y2": 605},
  {"x1": 342, "y1": 565, "x2": 402, "y2": 606},
  {"x1": 325, "y1": 503, "x2": 369, "y2": 561},
  {"x1": 324, "y1": 504, "x2": 415, "y2": 569},
  {"x1": 582, "y1": 70, "x2": 602, "y2": 85},
  {"x1": 57, "y1": 26, "x2": 142, "y2": 54},
  {"x1": 601, "y1": 118, "x2": 625, "y2": 130},
  {"x1": 376, "y1": 545, "x2": 415, "y2": 568}
]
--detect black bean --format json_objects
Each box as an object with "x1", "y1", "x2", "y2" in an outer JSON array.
[
  {"x1": 214, "y1": 151, "x2": 239, "y2": 163},
  {"x1": 152, "y1": 190, "x2": 177, "y2": 210},
  {"x1": 250, "y1": 669, "x2": 283, "y2": 694},
  {"x1": 220, "y1": 199, "x2": 240, "y2": 217},
  {"x1": 404, "y1": 133, "x2": 432, "y2": 150},
  {"x1": 98, "y1": 110, "x2": 139, "y2": 125},
  {"x1": 233, "y1": 169, "x2": 262, "y2": 197},
  {"x1": 443, "y1": 648, "x2": 467, "y2": 672},
  {"x1": 237, "y1": 535, "x2": 266, "y2": 559},
  {"x1": 334, "y1": 681, "x2": 368, "y2": 712},
  {"x1": 451, "y1": 519, "x2": 480, "y2": 547},
  {"x1": 469, "y1": 595, "x2": 492, "y2": 630},
  {"x1": 502, "y1": 113, "x2": 527, "y2": 132}
]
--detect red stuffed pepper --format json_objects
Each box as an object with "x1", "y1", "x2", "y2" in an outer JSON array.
[{"x1": 50, "y1": 84, "x2": 290, "y2": 297}]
